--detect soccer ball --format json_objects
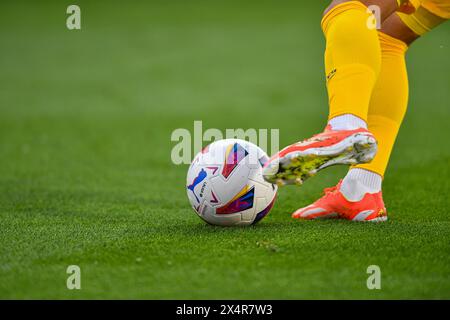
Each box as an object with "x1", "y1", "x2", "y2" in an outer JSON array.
[{"x1": 186, "y1": 139, "x2": 277, "y2": 226}]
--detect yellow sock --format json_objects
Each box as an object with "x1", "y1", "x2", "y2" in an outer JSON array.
[
  {"x1": 322, "y1": 1, "x2": 381, "y2": 122},
  {"x1": 355, "y1": 32, "x2": 409, "y2": 176}
]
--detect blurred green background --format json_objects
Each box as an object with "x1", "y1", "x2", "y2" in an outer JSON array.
[{"x1": 0, "y1": 0, "x2": 449, "y2": 299}]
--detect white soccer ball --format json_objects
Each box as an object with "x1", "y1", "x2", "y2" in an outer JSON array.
[{"x1": 186, "y1": 139, "x2": 277, "y2": 226}]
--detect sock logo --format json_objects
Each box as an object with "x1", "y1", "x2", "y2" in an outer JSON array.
[{"x1": 327, "y1": 69, "x2": 337, "y2": 81}]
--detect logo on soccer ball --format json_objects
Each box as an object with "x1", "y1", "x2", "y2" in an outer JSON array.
[{"x1": 187, "y1": 168, "x2": 207, "y2": 203}]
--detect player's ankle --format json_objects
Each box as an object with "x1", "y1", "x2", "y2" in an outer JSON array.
[
  {"x1": 328, "y1": 114, "x2": 367, "y2": 131},
  {"x1": 340, "y1": 168, "x2": 382, "y2": 202}
]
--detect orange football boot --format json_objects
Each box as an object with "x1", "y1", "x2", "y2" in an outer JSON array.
[
  {"x1": 263, "y1": 126, "x2": 377, "y2": 186},
  {"x1": 292, "y1": 180, "x2": 387, "y2": 222}
]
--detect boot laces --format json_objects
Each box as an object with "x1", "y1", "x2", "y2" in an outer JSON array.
[{"x1": 322, "y1": 180, "x2": 342, "y2": 197}]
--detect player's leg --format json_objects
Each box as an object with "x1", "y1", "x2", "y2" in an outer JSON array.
[
  {"x1": 340, "y1": 16, "x2": 410, "y2": 203},
  {"x1": 294, "y1": 3, "x2": 449, "y2": 221},
  {"x1": 263, "y1": 0, "x2": 397, "y2": 186},
  {"x1": 341, "y1": 4, "x2": 448, "y2": 207}
]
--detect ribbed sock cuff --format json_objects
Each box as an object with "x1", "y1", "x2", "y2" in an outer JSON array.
[
  {"x1": 321, "y1": 1, "x2": 368, "y2": 34},
  {"x1": 341, "y1": 168, "x2": 382, "y2": 201},
  {"x1": 344, "y1": 168, "x2": 382, "y2": 191},
  {"x1": 328, "y1": 114, "x2": 368, "y2": 130},
  {"x1": 378, "y1": 31, "x2": 408, "y2": 54}
]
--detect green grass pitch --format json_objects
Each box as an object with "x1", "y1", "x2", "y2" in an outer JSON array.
[{"x1": 0, "y1": 1, "x2": 449, "y2": 299}]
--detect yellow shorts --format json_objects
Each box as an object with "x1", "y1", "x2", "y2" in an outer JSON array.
[{"x1": 398, "y1": 0, "x2": 449, "y2": 35}]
